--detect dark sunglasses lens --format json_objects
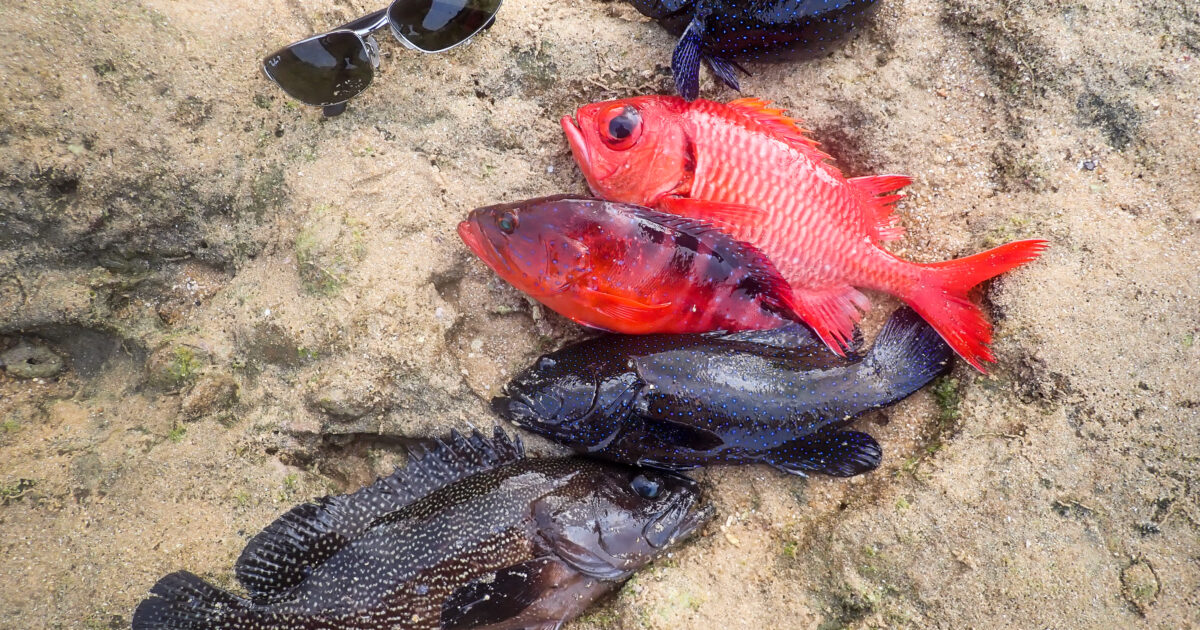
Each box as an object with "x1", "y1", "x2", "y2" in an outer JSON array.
[
  {"x1": 388, "y1": 0, "x2": 502, "y2": 52},
  {"x1": 262, "y1": 31, "x2": 374, "y2": 106}
]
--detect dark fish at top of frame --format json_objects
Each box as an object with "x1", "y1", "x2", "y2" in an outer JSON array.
[
  {"x1": 626, "y1": 0, "x2": 882, "y2": 99},
  {"x1": 494, "y1": 308, "x2": 950, "y2": 477},
  {"x1": 132, "y1": 428, "x2": 711, "y2": 630}
]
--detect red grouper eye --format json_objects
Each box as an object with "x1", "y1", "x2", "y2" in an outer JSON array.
[
  {"x1": 498, "y1": 212, "x2": 518, "y2": 234},
  {"x1": 601, "y1": 105, "x2": 642, "y2": 150}
]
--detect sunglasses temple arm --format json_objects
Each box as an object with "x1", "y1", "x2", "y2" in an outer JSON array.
[{"x1": 340, "y1": 8, "x2": 390, "y2": 37}]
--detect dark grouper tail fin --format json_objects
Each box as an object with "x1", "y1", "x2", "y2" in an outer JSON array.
[
  {"x1": 862, "y1": 307, "x2": 953, "y2": 404},
  {"x1": 132, "y1": 571, "x2": 250, "y2": 630}
]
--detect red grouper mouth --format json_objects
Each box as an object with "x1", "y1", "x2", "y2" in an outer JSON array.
[{"x1": 457, "y1": 219, "x2": 508, "y2": 276}]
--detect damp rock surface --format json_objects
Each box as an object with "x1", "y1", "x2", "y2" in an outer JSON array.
[
  {"x1": 1, "y1": 342, "x2": 65, "y2": 379},
  {"x1": 0, "y1": 0, "x2": 1198, "y2": 628}
]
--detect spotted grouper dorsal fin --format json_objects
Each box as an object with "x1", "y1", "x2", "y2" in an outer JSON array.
[{"x1": 233, "y1": 428, "x2": 525, "y2": 603}]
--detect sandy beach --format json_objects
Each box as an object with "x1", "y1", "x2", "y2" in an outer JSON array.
[{"x1": 1, "y1": 0, "x2": 1197, "y2": 627}]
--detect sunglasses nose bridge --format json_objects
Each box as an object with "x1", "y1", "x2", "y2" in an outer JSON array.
[{"x1": 364, "y1": 35, "x2": 382, "y2": 67}]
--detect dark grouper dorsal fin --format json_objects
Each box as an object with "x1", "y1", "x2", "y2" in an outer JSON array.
[{"x1": 234, "y1": 428, "x2": 524, "y2": 603}]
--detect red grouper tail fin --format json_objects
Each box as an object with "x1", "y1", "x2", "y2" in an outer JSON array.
[{"x1": 903, "y1": 239, "x2": 1049, "y2": 373}]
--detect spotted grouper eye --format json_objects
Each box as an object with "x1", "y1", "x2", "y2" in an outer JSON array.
[
  {"x1": 497, "y1": 212, "x2": 518, "y2": 234},
  {"x1": 601, "y1": 105, "x2": 642, "y2": 150},
  {"x1": 630, "y1": 474, "x2": 661, "y2": 499}
]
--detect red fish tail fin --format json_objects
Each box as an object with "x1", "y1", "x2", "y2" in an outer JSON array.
[{"x1": 904, "y1": 239, "x2": 1049, "y2": 372}]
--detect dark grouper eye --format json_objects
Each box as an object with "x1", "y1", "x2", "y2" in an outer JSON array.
[
  {"x1": 630, "y1": 474, "x2": 660, "y2": 499},
  {"x1": 497, "y1": 212, "x2": 518, "y2": 234},
  {"x1": 602, "y1": 105, "x2": 642, "y2": 150}
]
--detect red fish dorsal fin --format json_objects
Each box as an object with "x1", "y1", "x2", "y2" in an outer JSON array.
[
  {"x1": 725, "y1": 98, "x2": 832, "y2": 163},
  {"x1": 847, "y1": 174, "x2": 913, "y2": 242}
]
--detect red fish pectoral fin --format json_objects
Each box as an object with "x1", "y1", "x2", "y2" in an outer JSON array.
[
  {"x1": 847, "y1": 175, "x2": 913, "y2": 242},
  {"x1": 788, "y1": 285, "x2": 871, "y2": 356},
  {"x1": 657, "y1": 197, "x2": 767, "y2": 236},
  {"x1": 579, "y1": 287, "x2": 674, "y2": 327}
]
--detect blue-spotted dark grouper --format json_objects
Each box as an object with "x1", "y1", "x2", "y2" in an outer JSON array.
[
  {"x1": 494, "y1": 308, "x2": 950, "y2": 477},
  {"x1": 133, "y1": 429, "x2": 710, "y2": 630},
  {"x1": 625, "y1": 0, "x2": 882, "y2": 99}
]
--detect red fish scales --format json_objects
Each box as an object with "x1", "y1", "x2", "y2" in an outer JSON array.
[{"x1": 687, "y1": 103, "x2": 876, "y2": 291}]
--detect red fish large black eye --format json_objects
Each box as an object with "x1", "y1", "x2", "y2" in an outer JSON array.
[
  {"x1": 600, "y1": 105, "x2": 642, "y2": 150},
  {"x1": 497, "y1": 212, "x2": 518, "y2": 234}
]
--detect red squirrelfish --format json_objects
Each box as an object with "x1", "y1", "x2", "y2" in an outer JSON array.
[
  {"x1": 561, "y1": 96, "x2": 1048, "y2": 371},
  {"x1": 458, "y1": 195, "x2": 802, "y2": 334}
]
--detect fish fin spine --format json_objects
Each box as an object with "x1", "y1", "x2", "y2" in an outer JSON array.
[
  {"x1": 723, "y1": 98, "x2": 833, "y2": 163},
  {"x1": 848, "y1": 174, "x2": 912, "y2": 242},
  {"x1": 904, "y1": 239, "x2": 1049, "y2": 372},
  {"x1": 788, "y1": 285, "x2": 871, "y2": 355},
  {"x1": 626, "y1": 204, "x2": 724, "y2": 239},
  {"x1": 132, "y1": 571, "x2": 249, "y2": 630}
]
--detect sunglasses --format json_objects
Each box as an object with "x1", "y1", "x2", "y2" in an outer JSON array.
[{"x1": 262, "y1": 0, "x2": 502, "y2": 115}]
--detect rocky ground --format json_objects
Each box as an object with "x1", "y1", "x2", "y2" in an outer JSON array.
[{"x1": 1, "y1": 0, "x2": 1197, "y2": 628}]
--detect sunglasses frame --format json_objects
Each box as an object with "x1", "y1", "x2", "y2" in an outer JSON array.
[{"x1": 262, "y1": 1, "x2": 501, "y2": 112}]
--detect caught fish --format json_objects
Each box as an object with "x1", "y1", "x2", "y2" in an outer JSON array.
[
  {"x1": 133, "y1": 429, "x2": 710, "y2": 630},
  {"x1": 561, "y1": 96, "x2": 1048, "y2": 371},
  {"x1": 458, "y1": 194, "x2": 802, "y2": 334},
  {"x1": 494, "y1": 308, "x2": 950, "y2": 476},
  {"x1": 626, "y1": 0, "x2": 882, "y2": 99}
]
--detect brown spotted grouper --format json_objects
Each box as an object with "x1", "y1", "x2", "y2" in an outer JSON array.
[{"x1": 133, "y1": 429, "x2": 710, "y2": 629}]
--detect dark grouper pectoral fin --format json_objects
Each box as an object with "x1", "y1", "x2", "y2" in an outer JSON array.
[
  {"x1": 704, "y1": 54, "x2": 744, "y2": 91},
  {"x1": 442, "y1": 557, "x2": 579, "y2": 630},
  {"x1": 763, "y1": 430, "x2": 882, "y2": 477},
  {"x1": 234, "y1": 428, "x2": 524, "y2": 602},
  {"x1": 672, "y1": 15, "x2": 707, "y2": 100}
]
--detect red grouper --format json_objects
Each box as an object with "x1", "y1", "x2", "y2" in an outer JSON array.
[
  {"x1": 561, "y1": 96, "x2": 1049, "y2": 371},
  {"x1": 458, "y1": 195, "x2": 804, "y2": 334}
]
